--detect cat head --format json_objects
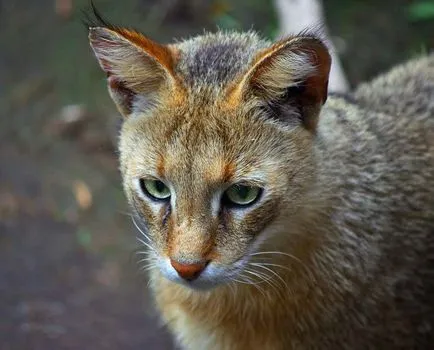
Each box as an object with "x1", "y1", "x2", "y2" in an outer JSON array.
[{"x1": 88, "y1": 13, "x2": 330, "y2": 290}]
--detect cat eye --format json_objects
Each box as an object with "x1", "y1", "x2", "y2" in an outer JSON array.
[
  {"x1": 223, "y1": 184, "x2": 262, "y2": 207},
  {"x1": 139, "y1": 179, "x2": 171, "y2": 201}
]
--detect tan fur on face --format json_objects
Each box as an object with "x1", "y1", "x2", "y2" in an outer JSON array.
[{"x1": 120, "y1": 94, "x2": 316, "y2": 264}]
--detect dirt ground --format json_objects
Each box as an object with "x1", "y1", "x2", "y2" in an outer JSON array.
[{"x1": 1, "y1": 1, "x2": 433, "y2": 349}]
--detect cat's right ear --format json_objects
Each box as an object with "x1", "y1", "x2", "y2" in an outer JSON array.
[{"x1": 88, "y1": 26, "x2": 179, "y2": 117}]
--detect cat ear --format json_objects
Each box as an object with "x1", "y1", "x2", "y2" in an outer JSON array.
[
  {"x1": 229, "y1": 33, "x2": 331, "y2": 131},
  {"x1": 89, "y1": 26, "x2": 178, "y2": 117}
]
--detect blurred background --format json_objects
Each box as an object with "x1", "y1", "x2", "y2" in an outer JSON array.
[{"x1": 0, "y1": 0, "x2": 433, "y2": 349}]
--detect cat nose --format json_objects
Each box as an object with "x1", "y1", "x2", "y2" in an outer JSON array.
[{"x1": 170, "y1": 259, "x2": 209, "y2": 281}]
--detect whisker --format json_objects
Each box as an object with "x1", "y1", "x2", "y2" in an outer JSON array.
[
  {"x1": 139, "y1": 263, "x2": 158, "y2": 272},
  {"x1": 249, "y1": 263, "x2": 288, "y2": 290},
  {"x1": 137, "y1": 257, "x2": 157, "y2": 264},
  {"x1": 136, "y1": 237, "x2": 155, "y2": 252},
  {"x1": 247, "y1": 267, "x2": 282, "y2": 292},
  {"x1": 250, "y1": 251, "x2": 302, "y2": 263},
  {"x1": 252, "y1": 262, "x2": 292, "y2": 273},
  {"x1": 250, "y1": 250, "x2": 314, "y2": 279},
  {"x1": 116, "y1": 210, "x2": 133, "y2": 217},
  {"x1": 135, "y1": 250, "x2": 154, "y2": 256},
  {"x1": 241, "y1": 270, "x2": 268, "y2": 285},
  {"x1": 243, "y1": 268, "x2": 274, "y2": 285},
  {"x1": 243, "y1": 268, "x2": 278, "y2": 295},
  {"x1": 131, "y1": 216, "x2": 152, "y2": 242},
  {"x1": 239, "y1": 273, "x2": 267, "y2": 297},
  {"x1": 230, "y1": 276, "x2": 253, "y2": 285}
]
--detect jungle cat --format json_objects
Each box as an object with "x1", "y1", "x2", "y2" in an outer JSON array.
[{"x1": 88, "y1": 10, "x2": 434, "y2": 350}]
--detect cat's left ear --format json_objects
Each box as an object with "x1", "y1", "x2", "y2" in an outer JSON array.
[{"x1": 228, "y1": 33, "x2": 331, "y2": 131}]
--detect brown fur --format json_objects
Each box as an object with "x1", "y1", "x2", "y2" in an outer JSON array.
[{"x1": 88, "y1": 13, "x2": 434, "y2": 349}]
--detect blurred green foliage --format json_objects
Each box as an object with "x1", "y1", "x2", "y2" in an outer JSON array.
[{"x1": 408, "y1": 1, "x2": 434, "y2": 21}]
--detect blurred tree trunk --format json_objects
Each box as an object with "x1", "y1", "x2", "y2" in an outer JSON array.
[{"x1": 274, "y1": 0, "x2": 349, "y2": 92}]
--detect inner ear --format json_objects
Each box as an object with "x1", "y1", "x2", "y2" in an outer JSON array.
[
  {"x1": 262, "y1": 84, "x2": 306, "y2": 126},
  {"x1": 229, "y1": 34, "x2": 331, "y2": 131}
]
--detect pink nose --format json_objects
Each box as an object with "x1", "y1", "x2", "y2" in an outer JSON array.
[{"x1": 170, "y1": 259, "x2": 208, "y2": 281}]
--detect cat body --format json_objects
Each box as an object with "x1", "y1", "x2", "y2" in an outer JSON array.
[{"x1": 88, "y1": 14, "x2": 434, "y2": 349}]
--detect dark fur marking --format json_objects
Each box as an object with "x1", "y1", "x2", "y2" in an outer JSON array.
[
  {"x1": 185, "y1": 42, "x2": 250, "y2": 86},
  {"x1": 162, "y1": 204, "x2": 172, "y2": 228}
]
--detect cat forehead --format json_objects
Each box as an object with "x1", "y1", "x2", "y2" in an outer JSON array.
[
  {"x1": 137, "y1": 112, "x2": 252, "y2": 161},
  {"x1": 121, "y1": 108, "x2": 286, "y2": 180}
]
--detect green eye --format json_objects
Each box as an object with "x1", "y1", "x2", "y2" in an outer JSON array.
[
  {"x1": 224, "y1": 184, "x2": 262, "y2": 207},
  {"x1": 139, "y1": 179, "x2": 171, "y2": 200}
]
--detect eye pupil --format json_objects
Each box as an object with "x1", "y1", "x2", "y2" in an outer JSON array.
[
  {"x1": 155, "y1": 180, "x2": 166, "y2": 193},
  {"x1": 236, "y1": 185, "x2": 249, "y2": 199}
]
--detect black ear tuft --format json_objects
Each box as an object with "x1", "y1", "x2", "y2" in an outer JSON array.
[
  {"x1": 82, "y1": 1, "x2": 143, "y2": 41},
  {"x1": 81, "y1": 1, "x2": 116, "y2": 30}
]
